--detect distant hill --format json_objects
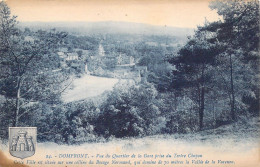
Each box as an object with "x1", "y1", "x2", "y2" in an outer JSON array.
[{"x1": 19, "y1": 21, "x2": 194, "y2": 37}]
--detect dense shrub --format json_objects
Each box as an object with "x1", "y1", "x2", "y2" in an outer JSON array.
[{"x1": 95, "y1": 82, "x2": 166, "y2": 138}]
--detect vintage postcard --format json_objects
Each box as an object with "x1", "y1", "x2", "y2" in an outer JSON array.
[{"x1": 0, "y1": 0, "x2": 259, "y2": 167}]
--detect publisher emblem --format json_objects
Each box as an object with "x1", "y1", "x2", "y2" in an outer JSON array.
[{"x1": 9, "y1": 127, "x2": 37, "y2": 159}]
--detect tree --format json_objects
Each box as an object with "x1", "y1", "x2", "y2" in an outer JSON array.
[
  {"x1": 169, "y1": 0, "x2": 259, "y2": 129},
  {"x1": 206, "y1": 0, "x2": 259, "y2": 119},
  {"x1": 96, "y1": 82, "x2": 166, "y2": 138},
  {"x1": 0, "y1": 1, "x2": 68, "y2": 127},
  {"x1": 170, "y1": 27, "x2": 220, "y2": 130}
]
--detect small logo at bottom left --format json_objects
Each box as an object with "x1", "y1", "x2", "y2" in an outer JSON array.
[{"x1": 9, "y1": 127, "x2": 37, "y2": 159}]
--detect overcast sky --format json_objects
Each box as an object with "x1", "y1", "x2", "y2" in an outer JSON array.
[{"x1": 6, "y1": 0, "x2": 221, "y2": 28}]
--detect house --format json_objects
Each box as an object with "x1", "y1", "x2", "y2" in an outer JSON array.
[
  {"x1": 134, "y1": 66, "x2": 147, "y2": 77},
  {"x1": 24, "y1": 36, "x2": 34, "y2": 42},
  {"x1": 66, "y1": 53, "x2": 79, "y2": 61},
  {"x1": 117, "y1": 53, "x2": 135, "y2": 65},
  {"x1": 59, "y1": 47, "x2": 68, "y2": 52},
  {"x1": 98, "y1": 44, "x2": 105, "y2": 57},
  {"x1": 84, "y1": 63, "x2": 90, "y2": 74},
  {"x1": 112, "y1": 64, "x2": 147, "y2": 82},
  {"x1": 57, "y1": 52, "x2": 66, "y2": 59}
]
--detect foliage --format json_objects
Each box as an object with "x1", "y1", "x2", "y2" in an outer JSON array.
[
  {"x1": 0, "y1": 0, "x2": 259, "y2": 144},
  {"x1": 168, "y1": 0, "x2": 259, "y2": 130},
  {"x1": 95, "y1": 82, "x2": 166, "y2": 138},
  {"x1": 0, "y1": 1, "x2": 69, "y2": 127}
]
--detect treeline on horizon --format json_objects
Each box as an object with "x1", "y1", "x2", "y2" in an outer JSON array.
[{"x1": 0, "y1": 0, "x2": 259, "y2": 144}]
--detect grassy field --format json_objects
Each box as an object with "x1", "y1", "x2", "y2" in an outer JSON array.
[
  {"x1": 62, "y1": 74, "x2": 119, "y2": 103},
  {"x1": 0, "y1": 117, "x2": 258, "y2": 167}
]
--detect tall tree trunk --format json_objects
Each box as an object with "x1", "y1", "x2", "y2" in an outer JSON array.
[
  {"x1": 199, "y1": 86, "x2": 205, "y2": 130},
  {"x1": 199, "y1": 67, "x2": 205, "y2": 130},
  {"x1": 14, "y1": 76, "x2": 21, "y2": 127},
  {"x1": 229, "y1": 54, "x2": 235, "y2": 120}
]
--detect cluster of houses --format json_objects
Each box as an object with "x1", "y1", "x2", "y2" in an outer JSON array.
[
  {"x1": 56, "y1": 44, "x2": 147, "y2": 82},
  {"x1": 57, "y1": 48, "x2": 87, "y2": 74}
]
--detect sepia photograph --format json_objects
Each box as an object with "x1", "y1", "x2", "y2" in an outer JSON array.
[{"x1": 0, "y1": 0, "x2": 259, "y2": 166}]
